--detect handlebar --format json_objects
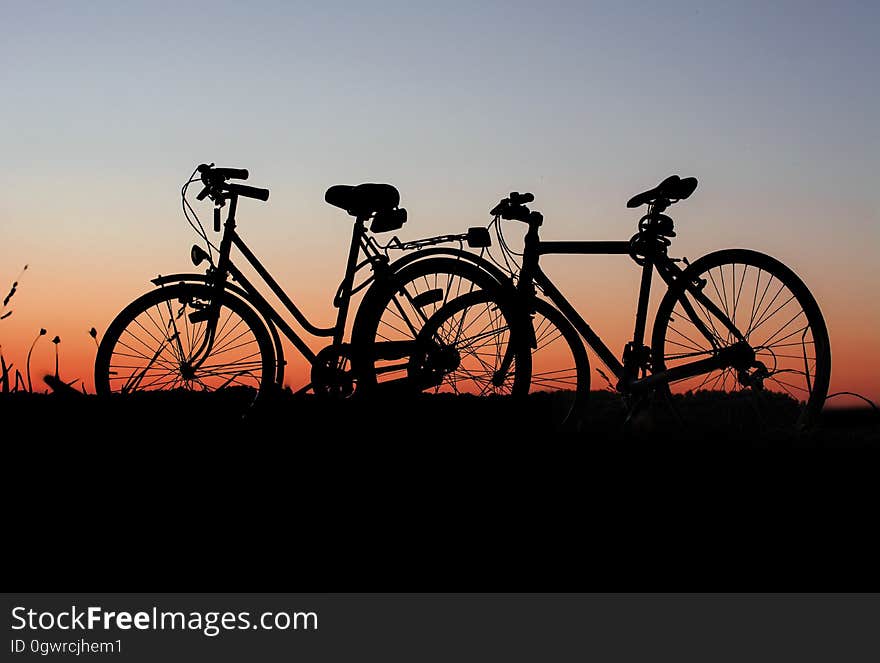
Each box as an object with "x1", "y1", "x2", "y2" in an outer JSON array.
[
  {"x1": 504, "y1": 206, "x2": 543, "y2": 224},
  {"x1": 215, "y1": 167, "x2": 249, "y2": 180},
  {"x1": 490, "y1": 191, "x2": 542, "y2": 225},
  {"x1": 226, "y1": 182, "x2": 270, "y2": 201},
  {"x1": 196, "y1": 163, "x2": 269, "y2": 202},
  {"x1": 198, "y1": 164, "x2": 249, "y2": 180}
]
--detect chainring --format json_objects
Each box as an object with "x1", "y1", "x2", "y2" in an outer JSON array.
[{"x1": 311, "y1": 344, "x2": 355, "y2": 398}]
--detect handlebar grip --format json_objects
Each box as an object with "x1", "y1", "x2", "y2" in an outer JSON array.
[
  {"x1": 214, "y1": 167, "x2": 249, "y2": 180},
  {"x1": 501, "y1": 204, "x2": 531, "y2": 222},
  {"x1": 226, "y1": 182, "x2": 270, "y2": 201},
  {"x1": 509, "y1": 192, "x2": 534, "y2": 205}
]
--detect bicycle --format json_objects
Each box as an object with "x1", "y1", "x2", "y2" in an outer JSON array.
[
  {"x1": 416, "y1": 176, "x2": 831, "y2": 432},
  {"x1": 94, "y1": 164, "x2": 520, "y2": 400}
]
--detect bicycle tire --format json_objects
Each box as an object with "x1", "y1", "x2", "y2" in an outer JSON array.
[
  {"x1": 651, "y1": 249, "x2": 831, "y2": 433},
  {"x1": 95, "y1": 283, "x2": 276, "y2": 398},
  {"x1": 524, "y1": 298, "x2": 591, "y2": 430},
  {"x1": 351, "y1": 256, "x2": 513, "y2": 394},
  {"x1": 410, "y1": 288, "x2": 529, "y2": 397}
]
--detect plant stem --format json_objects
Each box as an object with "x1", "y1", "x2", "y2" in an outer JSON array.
[
  {"x1": 0, "y1": 354, "x2": 9, "y2": 394},
  {"x1": 26, "y1": 335, "x2": 41, "y2": 393}
]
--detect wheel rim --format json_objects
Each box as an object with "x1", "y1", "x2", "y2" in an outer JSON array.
[
  {"x1": 526, "y1": 301, "x2": 590, "y2": 426},
  {"x1": 658, "y1": 256, "x2": 827, "y2": 429},
  {"x1": 529, "y1": 308, "x2": 582, "y2": 392},
  {"x1": 411, "y1": 292, "x2": 518, "y2": 396},
  {"x1": 369, "y1": 266, "x2": 494, "y2": 388}
]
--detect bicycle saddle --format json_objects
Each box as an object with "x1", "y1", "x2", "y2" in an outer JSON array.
[
  {"x1": 325, "y1": 183, "x2": 400, "y2": 217},
  {"x1": 626, "y1": 175, "x2": 698, "y2": 208}
]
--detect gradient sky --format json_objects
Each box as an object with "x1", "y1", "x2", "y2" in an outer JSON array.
[{"x1": 1, "y1": 1, "x2": 877, "y2": 402}]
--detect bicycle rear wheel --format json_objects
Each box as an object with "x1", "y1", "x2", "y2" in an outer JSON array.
[
  {"x1": 95, "y1": 283, "x2": 275, "y2": 399},
  {"x1": 651, "y1": 249, "x2": 831, "y2": 433},
  {"x1": 352, "y1": 257, "x2": 508, "y2": 394}
]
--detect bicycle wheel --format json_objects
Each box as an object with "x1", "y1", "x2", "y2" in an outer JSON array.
[
  {"x1": 95, "y1": 283, "x2": 275, "y2": 398},
  {"x1": 651, "y1": 249, "x2": 831, "y2": 432},
  {"x1": 525, "y1": 298, "x2": 591, "y2": 429},
  {"x1": 352, "y1": 257, "x2": 508, "y2": 393},
  {"x1": 409, "y1": 289, "x2": 528, "y2": 396}
]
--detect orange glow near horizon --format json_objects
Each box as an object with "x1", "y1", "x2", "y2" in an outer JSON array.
[{"x1": 2, "y1": 220, "x2": 877, "y2": 407}]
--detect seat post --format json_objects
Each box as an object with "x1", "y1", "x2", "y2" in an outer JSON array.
[{"x1": 333, "y1": 217, "x2": 367, "y2": 344}]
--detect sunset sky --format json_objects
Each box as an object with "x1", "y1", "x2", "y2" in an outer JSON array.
[{"x1": 1, "y1": 1, "x2": 877, "y2": 403}]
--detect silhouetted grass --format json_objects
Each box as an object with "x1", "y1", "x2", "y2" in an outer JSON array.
[
  {"x1": 2, "y1": 390, "x2": 876, "y2": 446},
  {"x1": 0, "y1": 354, "x2": 9, "y2": 393},
  {"x1": 1, "y1": 264, "x2": 26, "y2": 320},
  {"x1": 0, "y1": 267, "x2": 72, "y2": 395},
  {"x1": 0, "y1": 273, "x2": 81, "y2": 393},
  {"x1": 26, "y1": 328, "x2": 46, "y2": 392}
]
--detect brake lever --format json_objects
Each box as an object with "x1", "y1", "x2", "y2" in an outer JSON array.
[
  {"x1": 196, "y1": 186, "x2": 211, "y2": 201},
  {"x1": 213, "y1": 207, "x2": 221, "y2": 232},
  {"x1": 490, "y1": 199, "x2": 509, "y2": 216}
]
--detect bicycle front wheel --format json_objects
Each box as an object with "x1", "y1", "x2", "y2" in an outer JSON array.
[
  {"x1": 95, "y1": 283, "x2": 276, "y2": 398},
  {"x1": 409, "y1": 289, "x2": 528, "y2": 396},
  {"x1": 524, "y1": 298, "x2": 591, "y2": 430},
  {"x1": 652, "y1": 249, "x2": 831, "y2": 432}
]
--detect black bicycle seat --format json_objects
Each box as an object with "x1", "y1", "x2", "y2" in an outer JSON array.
[
  {"x1": 627, "y1": 175, "x2": 698, "y2": 208},
  {"x1": 325, "y1": 183, "x2": 400, "y2": 217}
]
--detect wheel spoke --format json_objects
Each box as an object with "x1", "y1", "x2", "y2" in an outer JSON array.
[
  {"x1": 99, "y1": 289, "x2": 266, "y2": 396},
  {"x1": 657, "y1": 253, "x2": 828, "y2": 431}
]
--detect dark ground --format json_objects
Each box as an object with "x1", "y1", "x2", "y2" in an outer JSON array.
[
  {"x1": 5, "y1": 390, "x2": 878, "y2": 592},
  {"x1": 4, "y1": 389, "x2": 877, "y2": 446}
]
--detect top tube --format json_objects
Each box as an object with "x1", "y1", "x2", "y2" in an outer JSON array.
[{"x1": 538, "y1": 241, "x2": 631, "y2": 255}]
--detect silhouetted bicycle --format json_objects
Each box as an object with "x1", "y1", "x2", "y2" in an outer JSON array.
[
  {"x1": 94, "y1": 164, "x2": 518, "y2": 399},
  {"x1": 417, "y1": 176, "x2": 831, "y2": 432}
]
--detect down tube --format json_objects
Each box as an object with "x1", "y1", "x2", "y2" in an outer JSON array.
[
  {"x1": 226, "y1": 261, "x2": 318, "y2": 364},
  {"x1": 533, "y1": 270, "x2": 624, "y2": 377}
]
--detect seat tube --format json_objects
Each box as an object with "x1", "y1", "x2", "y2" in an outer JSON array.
[
  {"x1": 632, "y1": 257, "x2": 653, "y2": 347},
  {"x1": 333, "y1": 219, "x2": 366, "y2": 344}
]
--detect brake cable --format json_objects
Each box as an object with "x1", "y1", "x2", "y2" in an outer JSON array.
[{"x1": 181, "y1": 167, "x2": 219, "y2": 262}]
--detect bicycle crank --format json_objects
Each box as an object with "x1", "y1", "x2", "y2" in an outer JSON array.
[{"x1": 311, "y1": 344, "x2": 355, "y2": 398}]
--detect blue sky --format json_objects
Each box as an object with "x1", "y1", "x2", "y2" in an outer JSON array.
[{"x1": 1, "y1": 1, "x2": 878, "y2": 396}]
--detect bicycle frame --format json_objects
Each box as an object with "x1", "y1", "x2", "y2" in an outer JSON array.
[
  {"x1": 187, "y1": 193, "x2": 384, "y2": 370},
  {"x1": 156, "y1": 187, "x2": 520, "y2": 394},
  {"x1": 517, "y1": 218, "x2": 752, "y2": 393}
]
